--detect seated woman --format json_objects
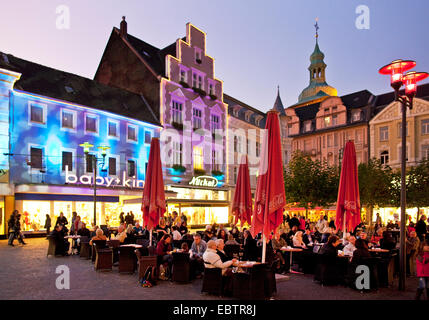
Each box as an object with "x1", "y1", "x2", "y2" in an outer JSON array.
[
  {"x1": 89, "y1": 228, "x2": 107, "y2": 245},
  {"x1": 216, "y1": 239, "x2": 229, "y2": 263},
  {"x1": 217, "y1": 229, "x2": 228, "y2": 242},
  {"x1": 124, "y1": 224, "x2": 136, "y2": 244},
  {"x1": 203, "y1": 240, "x2": 237, "y2": 295},
  {"x1": 203, "y1": 225, "x2": 214, "y2": 243},
  {"x1": 292, "y1": 231, "x2": 307, "y2": 249},
  {"x1": 179, "y1": 221, "x2": 188, "y2": 236},
  {"x1": 225, "y1": 234, "x2": 240, "y2": 246},
  {"x1": 51, "y1": 225, "x2": 70, "y2": 256},
  {"x1": 370, "y1": 228, "x2": 384, "y2": 246},
  {"x1": 351, "y1": 238, "x2": 371, "y2": 264},
  {"x1": 272, "y1": 232, "x2": 288, "y2": 274},
  {"x1": 156, "y1": 234, "x2": 173, "y2": 279},
  {"x1": 242, "y1": 230, "x2": 257, "y2": 261},
  {"x1": 317, "y1": 235, "x2": 342, "y2": 285},
  {"x1": 230, "y1": 226, "x2": 240, "y2": 241},
  {"x1": 156, "y1": 218, "x2": 169, "y2": 241}
]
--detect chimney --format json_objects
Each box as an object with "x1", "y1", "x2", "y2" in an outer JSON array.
[{"x1": 120, "y1": 16, "x2": 127, "y2": 38}]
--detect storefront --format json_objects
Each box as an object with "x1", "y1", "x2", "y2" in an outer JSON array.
[{"x1": 373, "y1": 207, "x2": 429, "y2": 224}]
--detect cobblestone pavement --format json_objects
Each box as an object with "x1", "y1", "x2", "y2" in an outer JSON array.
[{"x1": 0, "y1": 238, "x2": 419, "y2": 300}]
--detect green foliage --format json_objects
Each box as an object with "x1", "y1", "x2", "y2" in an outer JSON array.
[
  {"x1": 194, "y1": 168, "x2": 206, "y2": 176},
  {"x1": 284, "y1": 151, "x2": 339, "y2": 210},
  {"x1": 172, "y1": 164, "x2": 186, "y2": 173}
]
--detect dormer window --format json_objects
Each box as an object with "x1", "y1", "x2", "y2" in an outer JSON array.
[
  {"x1": 332, "y1": 115, "x2": 338, "y2": 126},
  {"x1": 209, "y1": 84, "x2": 214, "y2": 96},
  {"x1": 304, "y1": 120, "x2": 312, "y2": 132},
  {"x1": 324, "y1": 116, "x2": 331, "y2": 127},
  {"x1": 351, "y1": 110, "x2": 361, "y2": 122},
  {"x1": 195, "y1": 48, "x2": 202, "y2": 64},
  {"x1": 180, "y1": 70, "x2": 187, "y2": 83}
]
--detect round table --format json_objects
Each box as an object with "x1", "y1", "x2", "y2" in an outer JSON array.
[{"x1": 281, "y1": 247, "x2": 303, "y2": 274}]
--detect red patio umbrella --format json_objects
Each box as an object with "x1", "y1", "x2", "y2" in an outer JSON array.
[
  {"x1": 251, "y1": 110, "x2": 286, "y2": 262},
  {"x1": 335, "y1": 140, "x2": 361, "y2": 238},
  {"x1": 231, "y1": 155, "x2": 253, "y2": 228},
  {"x1": 142, "y1": 138, "x2": 166, "y2": 246}
]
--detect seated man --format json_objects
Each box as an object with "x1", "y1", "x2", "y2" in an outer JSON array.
[
  {"x1": 190, "y1": 233, "x2": 207, "y2": 278},
  {"x1": 51, "y1": 225, "x2": 70, "y2": 256},
  {"x1": 77, "y1": 223, "x2": 91, "y2": 238},
  {"x1": 115, "y1": 224, "x2": 127, "y2": 243},
  {"x1": 225, "y1": 234, "x2": 240, "y2": 246},
  {"x1": 89, "y1": 228, "x2": 107, "y2": 245},
  {"x1": 203, "y1": 240, "x2": 237, "y2": 295},
  {"x1": 133, "y1": 222, "x2": 143, "y2": 235},
  {"x1": 343, "y1": 236, "x2": 357, "y2": 256},
  {"x1": 302, "y1": 228, "x2": 315, "y2": 246}
]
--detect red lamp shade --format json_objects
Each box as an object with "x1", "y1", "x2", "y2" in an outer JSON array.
[
  {"x1": 379, "y1": 59, "x2": 416, "y2": 90},
  {"x1": 403, "y1": 71, "x2": 429, "y2": 96}
]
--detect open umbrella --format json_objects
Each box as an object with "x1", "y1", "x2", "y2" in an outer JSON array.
[
  {"x1": 142, "y1": 138, "x2": 166, "y2": 246},
  {"x1": 251, "y1": 110, "x2": 286, "y2": 263},
  {"x1": 231, "y1": 155, "x2": 252, "y2": 228},
  {"x1": 335, "y1": 140, "x2": 361, "y2": 239}
]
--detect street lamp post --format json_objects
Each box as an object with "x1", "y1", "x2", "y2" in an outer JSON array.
[
  {"x1": 379, "y1": 60, "x2": 428, "y2": 291},
  {"x1": 79, "y1": 142, "x2": 110, "y2": 227}
]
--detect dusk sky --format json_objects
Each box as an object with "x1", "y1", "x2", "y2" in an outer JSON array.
[{"x1": 2, "y1": 0, "x2": 429, "y2": 111}]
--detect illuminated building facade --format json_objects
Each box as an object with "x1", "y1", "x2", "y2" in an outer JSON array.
[
  {"x1": 0, "y1": 52, "x2": 161, "y2": 235},
  {"x1": 95, "y1": 19, "x2": 230, "y2": 227}
]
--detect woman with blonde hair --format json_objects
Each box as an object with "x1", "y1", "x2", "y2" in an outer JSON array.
[{"x1": 292, "y1": 231, "x2": 307, "y2": 249}]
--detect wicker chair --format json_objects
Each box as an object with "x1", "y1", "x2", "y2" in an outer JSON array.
[
  {"x1": 232, "y1": 263, "x2": 266, "y2": 300},
  {"x1": 172, "y1": 252, "x2": 191, "y2": 283},
  {"x1": 119, "y1": 246, "x2": 137, "y2": 274},
  {"x1": 94, "y1": 241, "x2": 112, "y2": 272},
  {"x1": 201, "y1": 267, "x2": 222, "y2": 296},
  {"x1": 136, "y1": 250, "x2": 158, "y2": 281},
  {"x1": 79, "y1": 237, "x2": 91, "y2": 259},
  {"x1": 47, "y1": 235, "x2": 57, "y2": 257}
]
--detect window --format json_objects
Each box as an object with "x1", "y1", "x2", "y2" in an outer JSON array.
[
  {"x1": 332, "y1": 107, "x2": 338, "y2": 113},
  {"x1": 212, "y1": 150, "x2": 220, "y2": 171},
  {"x1": 256, "y1": 141, "x2": 260, "y2": 157},
  {"x1": 62, "y1": 151, "x2": 73, "y2": 171},
  {"x1": 85, "y1": 115, "x2": 98, "y2": 133},
  {"x1": 30, "y1": 147, "x2": 43, "y2": 169},
  {"x1": 180, "y1": 70, "x2": 187, "y2": 83},
  {"x1": 380, "y1": 126, "x2": 389, "y2": 141},
  {"x1": 209, "y1": 84, "x2": 214, "y2": 96},
  {"x1": 234, "y1": 167, "x2": 238, "y2": 183},
  {"x1": 234, "y1": 136, "x2": 242, "y2": 153},
  {"x1": 144, "y1": 131, "x2": 152, "y2": 144},
  {"x1": 195, "y1": 50, "x2": 202, "y2": 63},
  {"x1": 193, "y1": 109, "x2": 202, "y2": 130},
  {"x1": 108, "y1": 157, "x2": 117, "y2": 175},
  {"x1": 193, "y1": 146, "x2": 203, "y2": 170},
  {"x1": 61, "y1": 110, "x2": 75, "y2": 129},
  {"x1": 327, "y1": 135, "x2": 332, "y2": 147},
  {"x1": 86, "y1": 154, "x2": 95, "y2": 173},
  {"x1": 172, "y1": 101, "x2": 183, "y2": 124},
  {"x1": 192, "y1": 73, "x2": 197, "y2": 87},
  {"x1": 245, "y1": 113, "x2": 251, "y2": 122},
  {"x1": 334, "y1": 133, "x2": 338, "y2": 146},
  {"x1": 324, "y1": 108, "x2": 329, "y2": 114},
  {"x1": 127, "y1": 160, "x2": 136, "y2": 177},
  {"x1": 422, "y1": 119, "x2": 429, "y2": 135},
  {"x1": 211, "y1": 114, "x2": 220, "y2": 134},
  {"x1": 198, "y1": 76, "x2": 203, "y2": 89},
  {"x1": 380, "y1": 150, "x2": 389, "y2": 165},
  {"x1": 108, "y1": 121, "x2": 119, "y2": 138},
  {"x1": 304, "y1": 121, "x2": 312, "y2": 132},
  {"x1": 351, "y1": 110, "x2": 361, "y2": 122},
  {"x1": 324, "y1": 116, "x2": 331, "y2": 127},
  {"x1": 422, "y1": 145, "x2": 429, "y2": 160},
  {"x1": 30, "y1": 103, "x2": 46, "y2": 124},
  {"x1": 398, "y1": 122, "x2": 409, "y2": 138},
  {"x1": 173, "y1": 142, "x2": 182, "y2": 166},
  {"x1": 127, "y1": 124, "x2": 138, "y2": 142},
  {"x1": 332, "y1": 115, "x2": 338, "y2": 126}
]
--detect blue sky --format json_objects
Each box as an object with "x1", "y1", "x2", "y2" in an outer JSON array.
[{"x1": 2, "y1": 0, "x2": 429, "y2": 111}]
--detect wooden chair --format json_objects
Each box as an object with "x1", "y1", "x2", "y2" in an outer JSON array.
[
  {"x1": 232, "y1": 263, "x2": 266, "y2": 300},
  {"x1": 136, "y1": 250, "x2": 158, "y2": 281},
  {"x1": 119, "y1": 246, "x2": 137, "y2": 274},
  {"x1": 108, "y1": 240, "x2": 121, "y2": 264},
  {"x1": 47, "y1": 235, "x2": 57, "y2": 257},
  {"x1": 91, "y1": 240, "x2": 107, "y2": 263},
  {"x1": 94, "y1": 241, "x2": 112, "y2": 272},
  {"x1": 201, "y1": 267, "x2": 222, "y2": 296},
  {"x1": 172, "y1": 252, "x2": 191, "y2": 283},
  {"x1": 80, "y1": 237, "x2": 91, "y2": 259}
]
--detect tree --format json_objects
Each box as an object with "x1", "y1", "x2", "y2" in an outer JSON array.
[
  {"x1": 358, "y1": 158, "x2": 394, "y2": 227},
  {"x1": 284, "y1": 151, "x2": 339, "y2": 218}
]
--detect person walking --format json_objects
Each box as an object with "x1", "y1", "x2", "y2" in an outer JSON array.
[
  {"x1": 416, "y1": 215, "x2": 427, "y2": 242},
  {"x1": 415, "y1": 239, "x2": 429, "y2": 300},
  {"x1": 14, "y1": 213, "x2": 26, "y2": 245},
  {"x1": 7, "y1": 210, "x2": 18, "y2": 246},
  {"x1": 44, "y1": 214, "x2": 51, "y2": 239}
]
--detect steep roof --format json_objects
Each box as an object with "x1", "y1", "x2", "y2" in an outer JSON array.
[
  {"x1": 223, "y1": 93, "x2": 266, "y2": 128},
  {"x1": 0, "y1": 51, "x2": 161, "y2": 126},
  {"x1": 273, "y1": 87, "x2": 286, "y2": 115}
]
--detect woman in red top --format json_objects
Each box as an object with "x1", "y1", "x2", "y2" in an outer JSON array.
[
  {"x1": 370, "y1": 228, "x2": 383, "y2": 246},
  {"x1": 415, "y1": 239, "x2": 429, "y2": 300}
]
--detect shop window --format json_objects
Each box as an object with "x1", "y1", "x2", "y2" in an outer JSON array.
[
  {"x1": 127, "y1": 160, "x2": 136, "y2": 177},
  {"x1": 380, "y1": 126, "x2": 389, "y2": 141},
  {"x1": 380, "y1": 150, "x2": 389, "y2": 165},
  {"x1": 62, "y1": 151, "x2": 73, "y2": 171},
  {"x1": 61, "y1": 109, "x2": 75, "y2": 129},
  {"x1": 108, "y1": 157, "x2": 117, "y2": 176},
  {"x1": 30, "y1": 147, "x2": 43, "y2": 169},
  {"x1": 85, "y1": 115, "x2": 98, "y2": 133},
  {"x1": 193, "y1": 146, "x2": 203, "y2": 170},
  {"x1": 145, "y1": 131, "x2": 152, "y2": 144}
]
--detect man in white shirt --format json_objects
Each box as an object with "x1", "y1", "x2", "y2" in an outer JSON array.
[
  {"x1": 115, "y1": 224, "x2": 127, "y2": 243},
  {"x1": 203, "y1": 240, "x2": 236, "y2": 275},
  {"x1": 171, "y1": 226, "x2": 182, "y2": 241},
  {"x1": 343, "y1": 236, "x2": 357, "y2": 256}
]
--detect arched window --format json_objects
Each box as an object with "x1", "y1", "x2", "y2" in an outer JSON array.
[{"x1": 380, "y1": 150, "x2": 389, "y2": 165}]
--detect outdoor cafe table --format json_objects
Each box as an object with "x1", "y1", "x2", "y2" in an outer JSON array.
[
  {"x1": 281, "y1": 247, "x2": 303, "y2": 274},
  {"x1": 64, "y1": 235, "x2": 81, "y2": 255},
  {"x1": 118, "y1": 244, "x2": 143, "y2": 273}
]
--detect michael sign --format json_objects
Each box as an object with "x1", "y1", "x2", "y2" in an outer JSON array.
[
  {"x1": 65, "y1": 166, "x2": 144, "y2": 188},
  {"x1": 188, "y1": 175, "x2": 218, "y2": 188}
]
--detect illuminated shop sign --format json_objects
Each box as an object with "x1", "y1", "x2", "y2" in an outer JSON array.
[
  {"x1": 188, "y1": 176, "x2": 218, "y2": 188},
  {"x1": 65, "y1": 167, "x2": 144, "y2": 188}
]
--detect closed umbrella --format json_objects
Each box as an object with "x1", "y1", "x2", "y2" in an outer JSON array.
[
  {"x1": 251, "y1": 110, "x2": 286, "y2": 263},
  {"x1": 231, "y1": 155, "x2": 252, "y2": 228},
  {"x1": 142, "y1": 138, "x2": 166, "y2": 246},
  {"x1": 335, "y1": 140, "x2": 361, "y2": 240}
]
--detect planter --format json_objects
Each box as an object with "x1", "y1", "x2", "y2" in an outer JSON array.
[
  {"x1": 209, "y1": 94, "x2": 217, "y2": 100},
  {"x1": 194, "y1": 169, "x2": 206, "y2": 176},
  {"x1": 170, "y1": 165, "x2": 186, "y2": 176},
  {"x1": 172, "y1": 122, "x2": 184, "y2": 131},
  {"x1": 196, "y1": 59, "x2": 202, "y2": 64},
  {"x1": 179, "y1": 81, "x2": 189, "y2": 88},
  {"x1": 211, "y1": 170, "x2": 224, "y2": 177},
  {"x1": 192, "y1": 87, "x2": 207, "y2": 97},
  {"x1": 212, "y1": 133, "x2": 223, "y2": 140}
]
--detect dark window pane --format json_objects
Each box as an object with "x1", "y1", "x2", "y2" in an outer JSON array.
[
  {"x1": 62, "y1": 111, "x2": 74, "y2": 128},
  {"x1": 109, "y1": 157, "x2": 116, "y2": 175},
  {"x1": 128, "y1": 160, "x2": 136, "y2": 177},
  {"x1": 128, "y1": 126, "x2": 137, "y2": 141},
  {"x1": 108, "y1": 122, "x2": 117, "y2": 137},
  {"x1": 31, "y1": 106, "x2": 44, "y2": 123},
  {"x1": 86, "y1": 154, "x2": 94, "y2": 173},
  {"x1": 145, "y1": 131, "x2": 151, "y2": 144},
  {"x1": 86, "y1": 116, "x2": 97, "y2": 132},
  {"x1": 62, "y1": 151, "x2": 73, "y2": 171},
  {"x1": 30, "y1": 147, "x2": 43, "y2": 169}
]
